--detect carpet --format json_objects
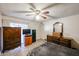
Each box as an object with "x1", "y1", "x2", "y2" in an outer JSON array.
[{"x1": 28, "y1": 42, "x2": 79, "y2": 56}]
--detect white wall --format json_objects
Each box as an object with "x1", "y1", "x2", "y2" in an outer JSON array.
[
  {"x1": 0, "y1": 13, "x2": 2, "y2": 27},
  {"x1": 0, "y1": 13, "x2": 2, "y2": 51},
  {"x1": 28, "y1": 22, "x2": 44, "y2": 40},
  {"x1": 43, "y1": 15, "x2": 79, "y2": 49},
  {"x1": 0, "y1": 13, "x2": 3, "y2": 51},
  {"x1": 2, "y1": 16, "x2": 29, "y2": 27},
  {"x1": 2, "y1": 15, "x2": 44, "y2": 40}
]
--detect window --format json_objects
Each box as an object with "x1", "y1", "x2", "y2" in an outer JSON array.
[{"x1": 10, "y1": 23, "x2": 28, "y2": 29}]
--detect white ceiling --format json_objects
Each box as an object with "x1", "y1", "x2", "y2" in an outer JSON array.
[{"x1": 0, "y1": 3, "x2": 79, "y2": 22}]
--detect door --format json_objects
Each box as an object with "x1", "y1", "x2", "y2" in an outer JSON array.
[{"x1": 32, "y1": 30, "x2": 36, "y2": 42}]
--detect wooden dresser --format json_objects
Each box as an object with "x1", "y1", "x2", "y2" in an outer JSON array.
[
  {"x1": 47, "y1": 35, "x2": 71, "y2": 48},
  {"x1": 25, "y1": 35, "x2": 32, "y2": 46},
  {"x1": 3, "y1": 27, "x2": 21, "y2": 52}
]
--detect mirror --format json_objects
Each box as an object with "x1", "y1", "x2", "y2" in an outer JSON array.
[{"x1": 53, "y1": 22, "x2": 63, "y2": 36}]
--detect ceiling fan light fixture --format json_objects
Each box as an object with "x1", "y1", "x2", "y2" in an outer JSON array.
[{"x1": 36, "y1": 15, "x2": 40, "y2": 20}]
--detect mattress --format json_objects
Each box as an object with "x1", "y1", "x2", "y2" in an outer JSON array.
[{"x1": 29, "y1": 42, "x2": 79, "y2": 56}]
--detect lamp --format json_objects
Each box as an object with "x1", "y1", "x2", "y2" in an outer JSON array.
[{"x1": 36, "y1": 15, "x2": 40, "y2": 20}]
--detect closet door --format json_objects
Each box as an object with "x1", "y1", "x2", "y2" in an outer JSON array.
[{"x1": 3, "y1": 27, "x2": 21, "y2": 51}]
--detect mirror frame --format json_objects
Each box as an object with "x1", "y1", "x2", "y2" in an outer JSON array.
[{"x1": 53, "y1": 22, "x2": 63, "y2": 36}]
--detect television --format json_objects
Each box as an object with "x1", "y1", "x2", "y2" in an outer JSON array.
[{"x1": 23, "y1": 29, "x2": 31, "y2": 34}]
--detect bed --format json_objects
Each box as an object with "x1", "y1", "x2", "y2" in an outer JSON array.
[{"x1": 28, "y1": 42, "x2": 79, "y2": 56}]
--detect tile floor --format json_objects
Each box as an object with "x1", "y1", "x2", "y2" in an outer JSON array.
[{"x1": 0, "y1": 39, "x2": 46, "y2": 56}]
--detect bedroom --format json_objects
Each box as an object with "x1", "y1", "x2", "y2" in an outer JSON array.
[{"x1": 0, "y1": 3, "x2": 79, "y2": 56}]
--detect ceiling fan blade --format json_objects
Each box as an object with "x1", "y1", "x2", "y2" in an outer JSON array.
[
  {"x1": 29, "y1": 3, "x2": 36, "y2": 9},
  {"x1": 41, "y1": 15, "x2": 47, "y2": 19},
  {"x1": 42, "y1": 3, "x2": 61, "y2": 10},
  {"x1": 42, "y1": 11, "x2": 49, "y2": 14},
  {"x1": 46, "y1": 15, "x2": 59, "y2": 19},
  {"x1": 25, "y1": 13, "x2": 35, "y2": 16},
  {"x1": 12, "y1": 11, "x2": 33, "y2": 13},
  {"x1": 30, "y1": 8, "x2": 35, "y2": 12}
]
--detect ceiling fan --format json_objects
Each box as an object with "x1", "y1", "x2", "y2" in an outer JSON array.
[{"x1": 10, "y1": 3, "x2": 60, "y2": 20}]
